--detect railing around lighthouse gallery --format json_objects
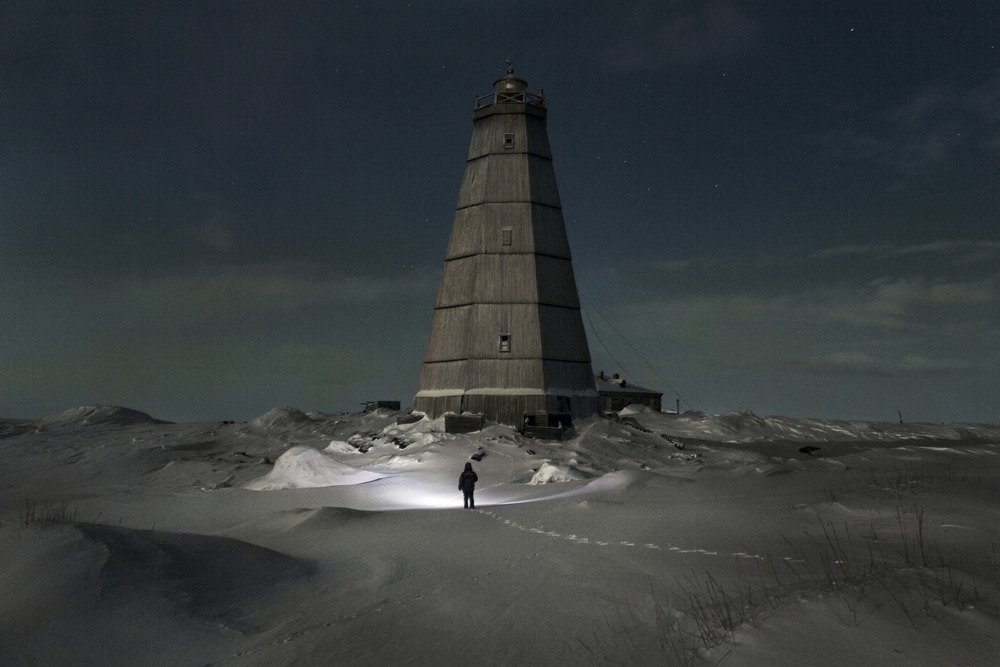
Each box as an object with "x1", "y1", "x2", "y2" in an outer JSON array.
[{"x1": 474, "y1": 89, "x2": 545, "y2": 110}]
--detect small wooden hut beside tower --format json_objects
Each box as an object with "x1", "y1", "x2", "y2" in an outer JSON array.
[{"x1": 413, "y1": 68, "x2": 600, "y2": 429}]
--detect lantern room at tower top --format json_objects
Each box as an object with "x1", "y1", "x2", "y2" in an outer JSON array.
[
  {"x1": 475, "y1": 68, "x2": 545, "y2": 110},
  {"x1": 413, "y1": 69, "x2": 601, "y2": 430}
]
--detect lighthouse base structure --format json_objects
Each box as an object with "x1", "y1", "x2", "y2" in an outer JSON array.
[{"x1": 414, "y1": 388, "x2": 601, "y2": 430}]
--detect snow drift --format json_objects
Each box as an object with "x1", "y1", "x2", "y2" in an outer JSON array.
[
  {"x1": 528, "y1": 462, "x2": 589, "y2": 485},
  {"x1": 248, "y1": 406, "x2": 315, "y2": 430},
  {"x1": 245, "y1": 445, "x2": 384, "y2": 490}
]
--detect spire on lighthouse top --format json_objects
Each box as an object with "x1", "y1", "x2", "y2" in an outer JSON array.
[{"x1": 475, "y1": 63, "x2": 545, "y2": 110}]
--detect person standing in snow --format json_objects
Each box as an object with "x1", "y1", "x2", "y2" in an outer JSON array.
[{"x1": 458, "y1": 462, "x2": 478, "y2": 509}]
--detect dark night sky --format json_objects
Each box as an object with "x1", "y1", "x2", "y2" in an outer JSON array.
[{"x1": 3, "y1": 1, "x2": 998, "y2": 422}]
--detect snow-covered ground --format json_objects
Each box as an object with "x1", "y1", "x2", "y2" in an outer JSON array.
[{"x1": 2, "y1": 404, "x2": 999, "y2": 665}]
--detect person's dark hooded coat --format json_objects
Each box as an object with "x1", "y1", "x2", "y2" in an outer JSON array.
[{"x1": 458, "y1": 462, "x2": 478, "y2": 493}]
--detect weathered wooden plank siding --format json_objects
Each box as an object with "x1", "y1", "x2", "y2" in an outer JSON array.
[
  {"x1": 415, "y1": 359, "x2": 468, "y2": 391},
  {"x1": 413, "y1": 391, "x2": 600, "y2": 427},
  {"x1": 533, "y1": 255, "x2": 582, "y2": 308},
  {"x1": 455, "y1": 155, "x2": 561, "y2": 209},
  {"x1": 465, "y1": 358, "x2": 547, "y2": 388},
  {"x1": 537, "y1": 305, "x2": 591, "y2": 358},
  {"x1": 435, "y1": 255, "x2": 580, "y2": 308},
  {"x1": 527, "y1": 205, "x2": 573, "y2": 258},
  {"x1": 541, "y1": 360, "x2": 600, "y2": 393},
  {"x1": 421, "y1": 307, "x2": 471, "y2": 361},
  {"x1": 464, "y1": 394, "x2": 547, "y2": 427},
  {"x1": 423, "y1": 304, "x2": 540, "y2": 361},
  {"x1": 526, "y1": 154, "x2": 562, "y2": 208},
  {"x1": 466, "y1": 112, "x2": 552, "y2": 160},
  {"x1": 424, "y1": 303, "x2": 590, "y2": 359},
  {"x1": 416, "y1": 358, "x2": 548, "y2": 393},
  {"x1": 435, "y1": 255, "x2": 543, "y2": 307},
  {"x1": 445, "y1": 204, "x2": 572, "y2": 259},
  {"x1": 412, "y1": 394, "x2": 464, "y2": 419}
]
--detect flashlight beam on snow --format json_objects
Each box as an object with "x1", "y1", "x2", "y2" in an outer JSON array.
[
  {"x1": 242, "y1": 442, "x2": 631, "y2": 510},
  {"x1": 370, "y1": 477, "x2": 466, "y2": 509}
]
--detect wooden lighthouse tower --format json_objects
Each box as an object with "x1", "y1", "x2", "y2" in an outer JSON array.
[{"x1": 413, "y1": 68, "x2": 600, "y2": 428}]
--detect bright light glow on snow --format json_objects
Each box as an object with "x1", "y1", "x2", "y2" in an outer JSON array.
[{"x1": 371, "y1": 477, "x2": 465, "y2": 509}]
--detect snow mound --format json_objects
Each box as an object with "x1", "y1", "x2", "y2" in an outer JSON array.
[
  {"x1": 404, "y1": 431, "x2": 444, "y2": 448},
  {"x1": 249, "y1": 407, "x2": 314, "y2": 430},
  {"x1": 529, "y1": 462, "x2": 588, "y2": 485},
  {"x1": 40, "y1": 405, "x2": 166, "y2": 429},
  {"x1": 323, "y1": 440, "x2": 356, "y2": 455},
  {"x1": 245, "y1": 446, "x2": 384, "y2": 490},
  {"x1": 618, "y1": 403, "x2": 654, "y2": 415},
  {"x1": 718, "y1": 408, "x2": 770, "y2": 433}
]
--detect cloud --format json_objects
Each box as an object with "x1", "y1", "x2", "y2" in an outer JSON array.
[
  {"x1": 810, "y1": 275, "x2": 994, "y2": 332},
  {"x1": 187, "y1": 194, "x2": 237, "y2": 255},
  {"x1": 900, "y1": 70, "x2": 1000, "y2": 154},
  {"x1": 641, "y1": 239, "x2": 999, "y2": 302},
  {"x1": 605, "y1": 1, "x2": 761, "y2": 71},
  {"x1": 1, "y1": 259, "x2": 438, "y2": 419},
  {"x1": 99, "y1": 262, "x2": 439, "y2": 326},
  {"x1": 656, "y1": 1, "x2": 760, "y2": 63},
  {"x1": 818, "y1": 70, "x2": 1000, "y2": 175},
  {"x1": 780, "y1": 352, "x2": 973, "y2": 377},
  {"x1": 823, "y1": 126, "x2": 962, "y2": 177},
  {"x1": 645, "y1": 258, "x2": 695, "y2": 274},
  {"x1": 592, "y1": 240, "x2": 999, "y2": 391},
  {"x1": 876, "y1": 277, "x2": 993, "y2": 308},
  {"x1": 813, "y1": 240, "x2": 1000, "y2": 262}
]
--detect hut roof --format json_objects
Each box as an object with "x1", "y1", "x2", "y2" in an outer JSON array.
[{"x1": 594, "y1": 372, "x2": 661, "y2": 397}]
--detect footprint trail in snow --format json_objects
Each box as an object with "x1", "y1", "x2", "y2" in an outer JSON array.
[{"x1": 478, "y1": 509, "x2": 769, "y2": 561}]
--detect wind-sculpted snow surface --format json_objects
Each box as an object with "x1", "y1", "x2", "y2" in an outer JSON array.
[
  {"x1": 528, "y1": 461, "x2": 590, "y2": 485},
  {"x1": 248, "y1": 406, "x2": 315, "y2": 430},
  {"x1": 2, "y1": 404, "x2": 1000, "y2": 666},
  {"x1": 245, "y1": 445, "x2": 385, "y2": 490},
  {"x1": 76, "y1": 523, "x2": 316, "y2": 629},
  {"x1": 619, "y1": 404, "x2": 1000, "y2": 444},
  {"x1": 38, "y1": 404, "x2": 168, "y2": 429}
]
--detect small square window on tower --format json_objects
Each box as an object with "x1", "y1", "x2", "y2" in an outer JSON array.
[
  {"x1": 503, "y1": 133, "x2": 514, "y2": 149},
  {"x1": 499, "y1": 333, "x2": 511, "y2": 353},
  {"x1": 501, "y1": 227, "x2": 512, "y2": 246}
]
